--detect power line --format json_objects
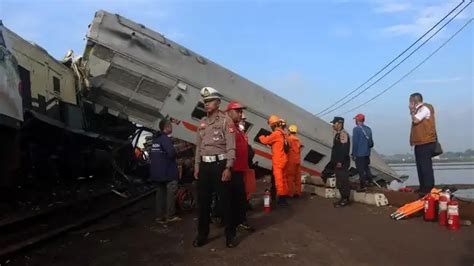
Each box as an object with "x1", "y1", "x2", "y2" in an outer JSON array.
[
  {"x1": 320, "y1": 1, "x2": 472, "y2": 117},
  {"x1": 341, "y1": 18, "x2": 473, "y2": 115},
  {"x1": 316, "y1": 0, "x2": 465, "y2": 115}
]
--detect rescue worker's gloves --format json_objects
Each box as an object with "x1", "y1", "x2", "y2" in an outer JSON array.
[{"x1": 201, "y1": 87, "x2": 221, "y2": 101}]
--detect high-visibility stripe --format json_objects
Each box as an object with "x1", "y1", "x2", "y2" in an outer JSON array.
[{"x1": 182, "y1": 121, "x2": 198, "y2": 132}]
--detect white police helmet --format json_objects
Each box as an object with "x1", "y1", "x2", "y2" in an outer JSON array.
[{"x1": 200, "y1": 87, "x2": 221, "y2": 101}]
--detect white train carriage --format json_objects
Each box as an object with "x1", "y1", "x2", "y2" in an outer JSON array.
[{"x1": 82, "y1": 10, "x2": 402, "y2": 183}]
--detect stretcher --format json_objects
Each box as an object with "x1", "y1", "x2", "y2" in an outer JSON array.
[{"x1": 390, "y1": 188, "x2": 441, "y2": 220}]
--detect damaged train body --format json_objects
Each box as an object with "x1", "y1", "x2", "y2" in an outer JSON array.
[
  {"x1": 81, "y1": 10, "x2": 402, "y2": 184},
  {"x1": 0, "y1": 20, "x2": 143, "y2": 190}
]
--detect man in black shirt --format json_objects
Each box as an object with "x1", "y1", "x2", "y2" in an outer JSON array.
[{"x1": 330, "y1": 117, "x2": 351, "y2": 208}]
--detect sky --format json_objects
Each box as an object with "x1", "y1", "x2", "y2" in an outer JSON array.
[{"x1": 0, "y1": 0, "x2": 472, "y2": 155}]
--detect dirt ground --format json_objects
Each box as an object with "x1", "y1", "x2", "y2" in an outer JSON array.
[{"x1": 6, "y1": 189, "x2": 474, "y2": 266}]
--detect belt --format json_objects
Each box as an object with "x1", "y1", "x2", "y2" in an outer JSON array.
[{"x1": 202, "y1": 154, "x2": 227, "y2": 163}]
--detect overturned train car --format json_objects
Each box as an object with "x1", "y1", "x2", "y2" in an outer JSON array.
[{"x1": 82, "y1": 10, "x2": 402, "y2": 185}]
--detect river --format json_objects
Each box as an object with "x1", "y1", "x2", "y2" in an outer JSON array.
[
  {"x1": 389, "y1": 162, "x2": 474, "y2": 200},
  {"x1": 389, "y1": 162, "x2": 474, "y2": 186}
]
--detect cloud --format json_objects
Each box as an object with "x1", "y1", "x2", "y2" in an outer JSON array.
[
  {"x1": 381, "y1": 1, "x2": 469, "y2": 37},
  {"x1": 414, "y1": 77, "x2": 464, "y2": 84},
  {"x1": 375, "y1": 2, "x2": 411, "y2": 13}
]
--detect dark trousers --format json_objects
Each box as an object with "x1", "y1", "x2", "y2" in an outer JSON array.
[
  {"x1": 197, "y1": 160, "x2": 235, "y2": 239},
  {"x1": 270, "y1": 172, "x2": 276, "y2": 201},
  {"x1": 335, "y1": 160, "x2": 350, "y2": 200},
  {"x1": 414, "y1": 142, "x2": 436, "y2": 193},
  {"x1": 355, "y1": 156, "x2": 372, "y2": 187},
  {"x1": 231, "y1": 171, "x2": 247, "y2": 226},
  {"x1": 155, "y1": 180, "x2": 178, "y2": 219},
  {"x1": 209, "y1": 172, "x2": 246, "y2": 225}
]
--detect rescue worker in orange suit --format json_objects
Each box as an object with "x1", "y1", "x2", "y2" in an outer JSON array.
[
  {"x1": 287, "y1": 124, "x2": 302, "y2": 198},
  {"x1": 193, "y1": 87, "x2": 238, "y2": 248},
  {"x1": 329, "y1": 117, "x2": 351, "y2": 208},
  {"x1": 225, "y1": 101, "x2": 255, "y2": 233},
  {"x1": 259, "y1": 116, "x2": 289, "y2": 206}
]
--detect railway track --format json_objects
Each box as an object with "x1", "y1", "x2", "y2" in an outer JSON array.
[{"x1": 0, "y1": 185, "x2": 157, "y2": 260}]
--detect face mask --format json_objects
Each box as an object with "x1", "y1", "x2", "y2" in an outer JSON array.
[{"x1": 239, "y1": 124, "x2": 245, "y2": 131}]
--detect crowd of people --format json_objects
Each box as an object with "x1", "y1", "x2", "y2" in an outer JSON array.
[{"x1": 148, "y1": 87, "x2": 440, "y2": 248}]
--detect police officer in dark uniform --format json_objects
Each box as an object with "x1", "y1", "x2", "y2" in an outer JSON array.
[
  {"x1": 193, "y1": 87, "x2": 237, "y2": 248},
  {"x1": 330, "y1": 117, "x2": 351, "y2": 208}
]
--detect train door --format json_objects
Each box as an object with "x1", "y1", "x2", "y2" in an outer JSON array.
[{"x1": 18, "y1": 65, "x2": 32, "y2": 110}]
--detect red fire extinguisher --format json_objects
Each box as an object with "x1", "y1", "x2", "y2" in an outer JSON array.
[
  {"x1": 438, "y1": 196, "x2": 448, "y2": 226},
  {"x1": 424, "y1": 194, "x2": 436, "y2": 221},
  {"x1": 447, "y1": 199, "x2": 460, "y2": 230},
  {"x1": 263, "y1": 189, "x2": 271, "y2": 213}
]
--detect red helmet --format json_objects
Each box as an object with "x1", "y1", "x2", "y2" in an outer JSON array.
[
  {"x1": 225, "y1": 101, "x2": 246, "y2": 112},
  {"x1": 354, "y1": 113, "x2": 365, "y2": 122}
]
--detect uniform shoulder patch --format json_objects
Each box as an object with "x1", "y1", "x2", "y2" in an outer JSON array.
[{"x1": 228, "y1": 124, "x2": 235, "y2": 133}]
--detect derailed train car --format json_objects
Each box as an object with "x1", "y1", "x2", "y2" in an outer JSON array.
[
  {"x1": 81, "y1": 10, "x2": 402, "y2": 185},
  {"x1": 0, "y1": 21, "x2": 142, "y2": 189}
]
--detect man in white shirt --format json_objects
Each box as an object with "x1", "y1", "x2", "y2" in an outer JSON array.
[{"x1": 409, "y1": 93, "x2": 438, "y2": 195}]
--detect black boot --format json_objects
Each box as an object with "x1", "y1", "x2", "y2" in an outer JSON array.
[
  {"x1": 334, "y1": 198, "x2": 350, "y2": 208},
  {"x1": 226, "y1": 235, "x2": 238, "y2": 248},
  {"x1": 192, "y1": 236, "x2": 208, "y2": 248}
]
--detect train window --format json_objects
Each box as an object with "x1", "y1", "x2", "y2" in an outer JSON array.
[
  {"x1": 53, "y1": 76, "x2": 60, "y2": 94},
  {"x1": 254, "y1": 128, "x2": 272, "y2": 144},
  {"x1": 191, "y1": 102, "x2": 206, "y2": 120},
  {"x1": 304, "y1": 150, "x2": 325, "y2": 164}
]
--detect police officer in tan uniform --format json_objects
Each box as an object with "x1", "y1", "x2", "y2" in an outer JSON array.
[{"x1": 193, "y1": 87, "x2": 238, "y2": 248}]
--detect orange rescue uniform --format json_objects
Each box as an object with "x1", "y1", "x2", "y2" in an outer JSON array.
[
  {"x1": 287, "y1": 134, "x2": 302, "y2": 196},
  {"x1": 259, "y1": 128, "x2": 288, "y2": 196}
]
